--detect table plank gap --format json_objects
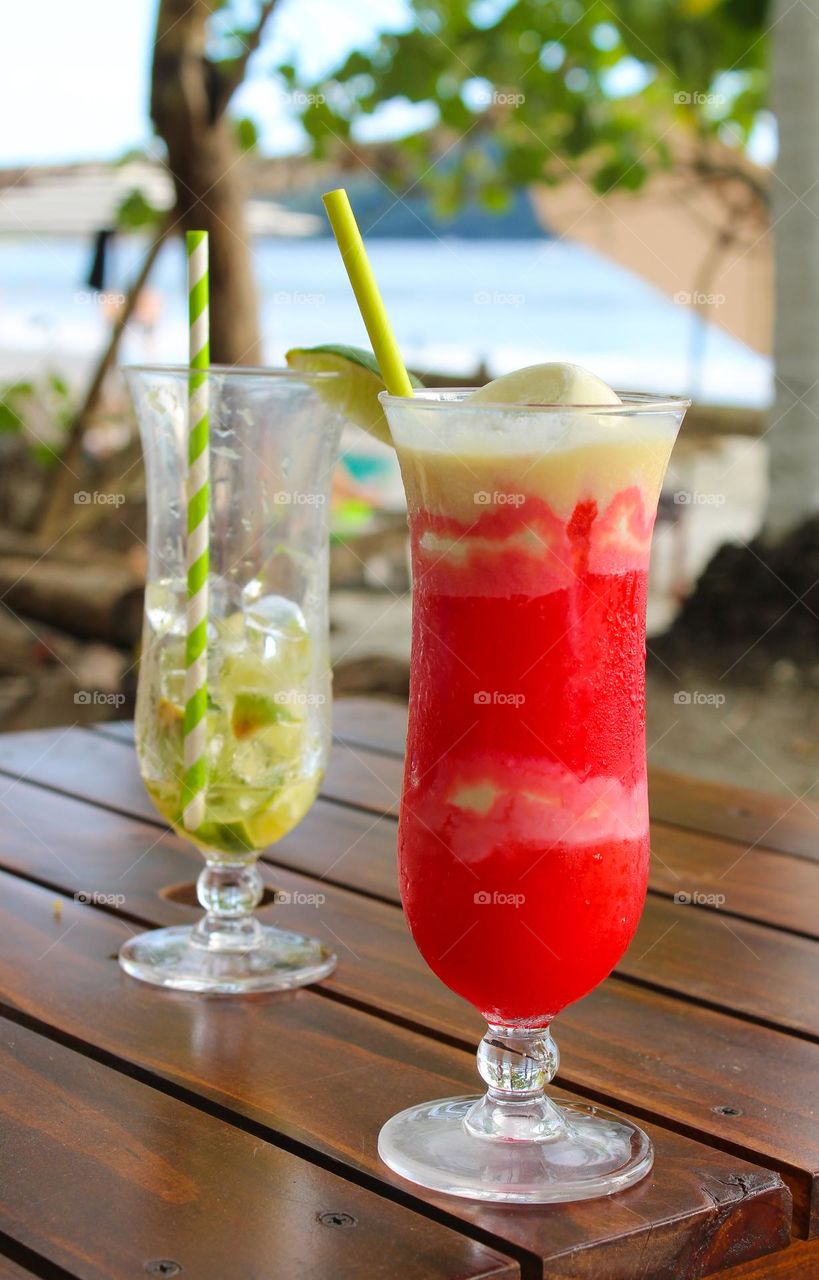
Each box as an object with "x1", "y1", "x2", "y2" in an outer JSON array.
[{"x1": 0, "y1": 1235, "x2": 77, "y2": 1280}]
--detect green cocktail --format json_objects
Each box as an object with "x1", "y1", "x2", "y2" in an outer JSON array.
[
  {"x1": 138, "y1": 589, "x2": 322, "y2": 859},
  {"x1": 119, "y1": 364, "x2": 341, "y2": 994}
]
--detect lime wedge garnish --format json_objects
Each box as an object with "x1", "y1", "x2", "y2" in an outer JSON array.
[
  {"x1": 285, "y1": 344, "x2": 423, "y2": 446},
  {"x1": 231, "y1": 692, "x2": 294, "y2": 740}
]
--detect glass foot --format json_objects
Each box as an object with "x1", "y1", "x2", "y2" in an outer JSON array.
[
  {"x1": 119, "y1": 923, "x2": 337, "y2": 994},
  {"x1": 378, "y1": 1094, "x2": 653, "y2": 1202}
]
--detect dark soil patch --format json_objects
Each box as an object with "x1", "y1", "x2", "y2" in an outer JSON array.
[{"x1": 651, "y1": 516, "x2": 819, "y2": 680}]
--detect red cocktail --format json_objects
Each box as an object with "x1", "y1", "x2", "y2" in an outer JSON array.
[{"x1": 379, "y1": 383, "x2": 688, "y2": 1202}]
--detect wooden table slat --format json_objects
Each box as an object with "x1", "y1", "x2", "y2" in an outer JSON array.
[{"x1": 0, "y1": 1015, "x2": 517, "y2": 1280}]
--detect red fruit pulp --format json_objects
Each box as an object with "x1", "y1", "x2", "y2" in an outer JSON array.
[{"x1": 398, "y1": 491, "x2": 653, "y2": 1025}]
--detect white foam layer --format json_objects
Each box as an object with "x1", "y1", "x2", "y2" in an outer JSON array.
[
  {"x1": 407, "y1": 759, "x2": 648, "y2": 859},
  {"x1": 386, "y1": 397, "x2": 681, "y2": 458}
]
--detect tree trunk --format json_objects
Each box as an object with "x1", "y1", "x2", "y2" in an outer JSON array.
[
  {"x1": 151, "y1": 0, "x2": 261, "y2": 365},
  {"x1": 765, "y1": 0, "x2": 819, "y2": 539}
]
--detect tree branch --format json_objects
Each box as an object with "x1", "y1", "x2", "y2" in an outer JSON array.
[
  {"x1": 685, "y1": 155, "x2": 770, "y2": 212},
  {"x1": 214, "y1": 0, "x2": 279, "y2": 116},
  {"x1": 36, "y1": 213, "x2": 173, "y2": 545}
]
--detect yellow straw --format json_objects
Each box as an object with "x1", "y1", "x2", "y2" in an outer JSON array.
[{"x1": 322, "y1": 189, "x2": 414, "y2": 398}]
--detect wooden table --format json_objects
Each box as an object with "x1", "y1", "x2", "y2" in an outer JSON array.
[{"x1": 0, "y1": 697, "x2": 817, "y2": 1279}]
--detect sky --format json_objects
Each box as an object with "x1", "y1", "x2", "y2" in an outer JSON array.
[{"x1": 1, "y1": 0, "x2": 410, "y2": 167}]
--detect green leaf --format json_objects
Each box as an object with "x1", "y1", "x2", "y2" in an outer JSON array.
[
  {"x1": 479, "y1": 183, "x2": 511, "y2": 212},
  {"x1": 116, "y1": 189, "x2": 160, "y2": 231},
  {"x1": 0, "y1": 401, "x2": 24, "y2": 433},
  {"x1": 234, "y1": 116, "x2": 259, "y2": 151}
]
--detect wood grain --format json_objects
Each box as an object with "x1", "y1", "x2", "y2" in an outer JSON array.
[
  {"x1": 0, "y1": 1016, "x2": 516, "y2": 1280},
  {"x1": 715, "y1": 1239, "x2": 819, "y2": 1278},
  {"x1": 649, "y1": 824, "x2": 819, "y2": 940}
]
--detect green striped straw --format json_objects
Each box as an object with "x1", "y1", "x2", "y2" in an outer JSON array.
[{"x1": 182, "y1": 230, "x2": 210, "y2": 832}]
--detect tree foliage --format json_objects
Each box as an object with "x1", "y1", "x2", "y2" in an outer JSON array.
[{"x1": 294, "y1": 0, "x2": 771, "y2": 214}]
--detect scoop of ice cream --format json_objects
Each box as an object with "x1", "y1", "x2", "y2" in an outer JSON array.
[{"x1": 468, "y1": 362, "x2": 621, "y2": 407}]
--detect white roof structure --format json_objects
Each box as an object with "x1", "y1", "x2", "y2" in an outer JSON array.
[{"x1": 0, "y1": 161, "x2": 321, "y2": 237}]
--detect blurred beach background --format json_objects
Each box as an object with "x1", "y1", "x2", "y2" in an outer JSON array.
[{"x1": 1, "y1": 231, "x2": 768, "y2": 402}]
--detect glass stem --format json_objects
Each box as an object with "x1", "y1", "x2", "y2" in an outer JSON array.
[
  {"x1": 464, "y1": 1023, "x2": 567, "y2": 1142},
  {"x1": 190, "y1": 861, "x2": 264, "y2": 952}
]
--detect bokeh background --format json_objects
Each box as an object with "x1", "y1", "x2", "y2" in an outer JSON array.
[{"x1": 2, "y1": 0, "x2": 817, "y2": 801}]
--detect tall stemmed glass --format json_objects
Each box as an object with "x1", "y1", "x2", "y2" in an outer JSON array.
[
  {"x1": 378, "y1": 389, "x2": 688, "y2": 1200},
  {"x1": 119, "y1": 366, "x2": 342, "y2": 994}
]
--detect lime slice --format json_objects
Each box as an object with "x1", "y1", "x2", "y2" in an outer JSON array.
[
  {"x1": 231, "y1": 691, "x2": 294, "y2": 740},
  {"x1": 157, "y1": 697, "x2": 184, "y2": 731},
  {"x1": 245, "y1": 775, "x2": 321, "y2": 847},
  {"x1": 285, "y1": 344, "x2": 423, "y2": 446}
]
